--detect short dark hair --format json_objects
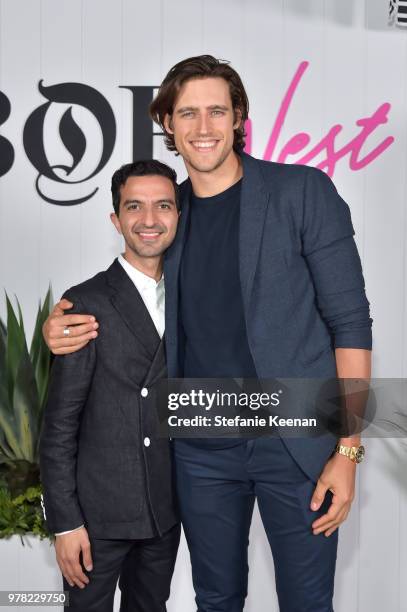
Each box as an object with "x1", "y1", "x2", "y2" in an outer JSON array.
[
  {"x1": 111, "y1": 159, "x2": 178, "y2": 215},
  {"x1": 150, "y1": 55, "x2": 249, "y2": 153}
]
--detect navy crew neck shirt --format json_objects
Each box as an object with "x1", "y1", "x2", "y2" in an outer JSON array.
[{"x1": 179, "y1": 178, "x2": 257, "y2": 378}]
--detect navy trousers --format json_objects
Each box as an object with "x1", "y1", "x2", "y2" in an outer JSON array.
[{"x1": 173, "y1": 437, "x2": 338, "y2": 612}]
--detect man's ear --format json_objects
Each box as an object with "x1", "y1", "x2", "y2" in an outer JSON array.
[
  {"x1": 110, "y1": 212, "x2": 123, "y2": 235},
  {"x1": 164, "y1": 114, "x2": 174, "y2": 134}
]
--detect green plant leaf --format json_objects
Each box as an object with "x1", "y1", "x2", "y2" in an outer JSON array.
[
  {"x1": 24, "y1": 486, "x2": 40, "y2": 502},
  {"x1": 0, "y1": 432, "x2": 15, "y2": 461},
  {"x1": 5, "y1": 293, "x2": 27, "y2": 406},
  {"x1": 0, "y1": 290, "x2": 51, "y2": 480},
  {"x1": 0, "y1": 317, "x2": 9, "y2": 415},
  {"x1": 13, "y1": 355, "x2": 39, "y2": 463},
  {"x1": 0, "y1": 317, "x2": 6, "y2": 355},
  {"x1": 30, "y1": 287, "x2": 52, "y2": 411},
  {"x1": 0, "y1": 318, "x2": 6, "y2": 339},
  {"x1": 0, "y1": 405, "x2": 22, "y2": 459},
  {"x1": 0, "y1": 483, "x2": 50, "y2": 540},
  {"x1": 16, "y1": 298, "x2": 26, "y2": 338}
]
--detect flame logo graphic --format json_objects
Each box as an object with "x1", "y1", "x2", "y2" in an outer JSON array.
[{"x1": 58, "y1": 106, "x2": 87, "y2": 175}]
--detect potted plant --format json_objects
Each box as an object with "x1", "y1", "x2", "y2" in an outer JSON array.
[{"x1": 0, "y1": 289, "x2": 52, "y2": 541}]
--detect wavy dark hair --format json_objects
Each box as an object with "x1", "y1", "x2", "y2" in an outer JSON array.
[
  {"x1": 150, "y1": 55, "x2": 249, "y2": 153},
  {"x1": 111, "y1": 159, "x2": 178, "y2": 215}
]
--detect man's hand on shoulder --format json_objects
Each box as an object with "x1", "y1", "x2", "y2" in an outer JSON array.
[
  {"x1": 43, "y1": 298, "x2": 99, "y2": 355},
  {"x1": 55, "y1": 526, "x2": 93, "y2": 588}
]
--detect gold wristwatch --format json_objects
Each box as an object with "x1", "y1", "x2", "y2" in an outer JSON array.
[{"x1": 335, "y1": 443, "x2": 365, "y2": 464}]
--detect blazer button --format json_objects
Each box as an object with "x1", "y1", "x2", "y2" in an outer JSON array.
[
  {"x1": 141, "y1": 387, "x2": 148, "y2": 397},
  {"x1": 144, "y1": 437, "x2": 151, "y2": 447}
]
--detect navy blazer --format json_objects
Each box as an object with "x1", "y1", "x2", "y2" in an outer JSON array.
[{"x1": 164, "y1": 152, "x2": 372, "y2": 482}]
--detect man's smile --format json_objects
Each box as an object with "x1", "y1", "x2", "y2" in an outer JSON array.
[
  {"x1": 190, "y1": 139, "x2": 219, "y2": 152},
  {"x1": 136, "y1": 231, "x2": 163, "y2": 242}
]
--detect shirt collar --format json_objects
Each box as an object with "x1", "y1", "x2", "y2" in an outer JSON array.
[{"x1": 118, "y1": 254, "x2": 163, "y2": 294}]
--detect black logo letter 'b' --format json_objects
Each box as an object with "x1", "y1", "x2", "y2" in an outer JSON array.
[{"x1": 0, "y1": 91, "x2": 15, "y2": 177}]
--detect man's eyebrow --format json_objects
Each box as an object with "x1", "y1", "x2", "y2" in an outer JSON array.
[
  {"x1": 155, "y1": 198, "x2": 176, "y2": 205},
  {"x1": 207, "y1": 105, "x2": 229, "y2": 111},
  {"x1": 176, "y1": 104, "x2": 229, "y2": 114},
  {"x1": 122, "y1": 198, "x2": 176, "y2": 205},
  {"x1": 123, "y1": 199, "x2": 143, "y2": 206},
  {"x1": 176, "y1": 106, "x2": 199, "y2": 114}
]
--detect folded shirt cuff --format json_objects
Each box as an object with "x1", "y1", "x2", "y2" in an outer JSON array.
[{"x1": 55, "y1": 524, "x2": 84, "y2": 536}]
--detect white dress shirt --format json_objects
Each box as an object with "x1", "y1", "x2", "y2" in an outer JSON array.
[
  {"x1": 117, "y1": 254, "x2": 165, "y2": 338},
  {"x1": 54, "y1": 254, "x2": 165, "y2": 536}
]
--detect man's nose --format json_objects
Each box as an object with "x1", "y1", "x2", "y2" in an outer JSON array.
[
  {"x1": 197, "y1": 113, "x2": 210, "y2": 134},
  {"x1": 141, "y1": 207, "x2": 157, "y2": 227}
]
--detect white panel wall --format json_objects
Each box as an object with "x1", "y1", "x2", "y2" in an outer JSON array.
[{"x1": 0, "y1": 1, "x2": 406, "y2": 611}]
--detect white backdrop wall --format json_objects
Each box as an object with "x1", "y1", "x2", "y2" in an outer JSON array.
[{"x1": 0, "y1": 1, "x2": 406, "y2": 611}]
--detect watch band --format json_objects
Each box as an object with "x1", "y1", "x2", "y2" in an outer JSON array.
[{"x1": 335, "y1": 443, "x2": 365, "y2": 464}]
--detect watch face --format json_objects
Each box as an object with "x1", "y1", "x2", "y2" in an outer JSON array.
[{"x1": 356, "y1": 445, "x2": 365, "y2": 463}]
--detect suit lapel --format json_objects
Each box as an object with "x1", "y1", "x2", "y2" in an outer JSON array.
[
  {"x1": 143, "y1": 341, "x2": 167, "y2": 387},
  {"x1": 106, "y1": 259, "x2": 161, "y2": 359},
  {"x1": 239, "y1": 153, "x2": 270, "y2": 314}
]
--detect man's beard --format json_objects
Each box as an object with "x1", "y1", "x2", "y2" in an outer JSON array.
[
  {"x1": 186, "y1": 154, "x2": 228, "y2": 174},
  {"x1": 182, "y1": 139, "x2": 232, "y2": 174}
]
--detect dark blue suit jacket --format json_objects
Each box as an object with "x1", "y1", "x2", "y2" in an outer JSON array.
[{"x1": 164, "y1": 152, "x2": 372, "y2": 482}]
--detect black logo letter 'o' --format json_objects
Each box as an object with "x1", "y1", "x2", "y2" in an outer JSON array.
[{"x1": 23, "y1": 81, "x2": 116, "y2": 206}]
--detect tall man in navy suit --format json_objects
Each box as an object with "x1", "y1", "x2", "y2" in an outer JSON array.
[{"x1": 43, "y1": 56, "x2": 372, "y2": 612}]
